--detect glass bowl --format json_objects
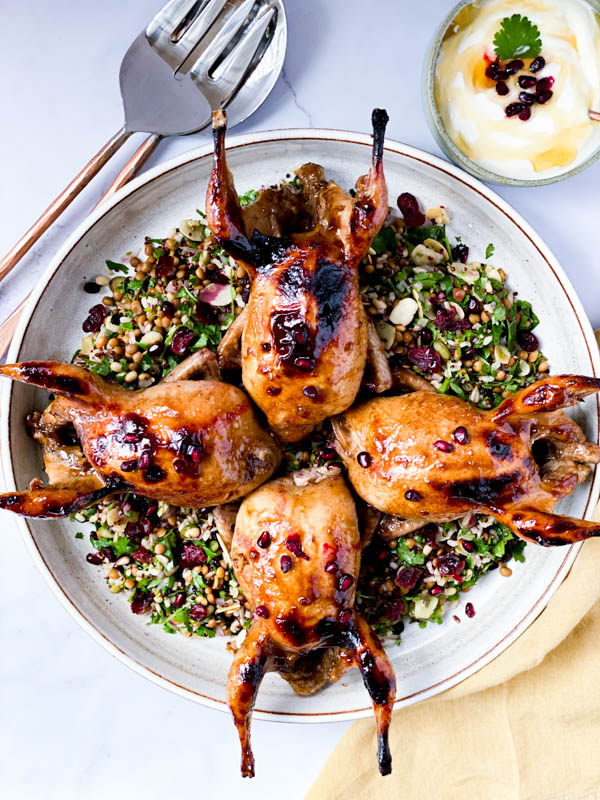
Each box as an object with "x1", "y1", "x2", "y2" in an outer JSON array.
[{"x1": 422, "y1": 0, "x2": 600, "y2": 186}]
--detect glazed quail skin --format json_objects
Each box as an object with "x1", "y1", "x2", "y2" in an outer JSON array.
[
  {"x1": 228, "y1": 467, "x2": 396, "y2": 778},
  {"x1": 206, "y1": 108, "x2": 390, "y2": 442}
]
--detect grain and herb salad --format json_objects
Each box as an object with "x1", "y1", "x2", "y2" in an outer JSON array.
[{"x1": 71, "y1": 184, "x2": 544, "y2": 647}]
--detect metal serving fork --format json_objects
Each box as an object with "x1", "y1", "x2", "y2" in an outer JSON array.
[{"x1": 0, "y1": 0, "x2": 283, "y2": 282}]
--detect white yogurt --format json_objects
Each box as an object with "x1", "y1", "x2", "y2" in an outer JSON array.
[{"x1": 435, "y1": 0, "x2": 600, "y2": 179}]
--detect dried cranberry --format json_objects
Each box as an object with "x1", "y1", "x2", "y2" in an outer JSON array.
[
  {"x1": 357, "y1": 451, "x2": 372, "y2": 468},
  {"x1": 395, "y1": 566, "x2": 421, "y2": 590},
  {"x1": 397, "y1": 192, "x2": 426, "y2": 228},
  {"x1": 170, "y1": 327, "x2": 196, "y2": 356},
  {"x1": 518, "y1": 75, "x2": 537, "y2": 89},
  {"x1": 190, "y1": 604, "x2": 207, "y2": 621},
  {"x1": 285, "y1": 534, "x2": 309, "y2": 560},
  {"x1": 404, "y1": 489, "x2": 421, "y2": 502},
  {"x1": 517, "y1": 330, "x2": 539, "y2": 352},
  {"x1": 495, "y1": 80, "x2": 509, "y2": 96},
  {"x1": 155, "y1": 255, "x2": 177, "y2": 281},
  {"x1": 452, "y1": 244, "x2": 469, "y2": 263},
  {"x1": 194, "y1": 301, "x2": 217, "y2": 325},
  {"x1": 82, "y1": 304, "x2": 110, "y2": 333},
  {"x1": 467, "y1": 297, "x2": 481, "y2": 313},
  {"x1": 452, "y1": 426, "x2": 469, "y2": 445},
  {"x1": 519, "y1": 91, "x2": 535, "y2": 105},
  {"x1": 437, "y1": 553, "x2": 465, "y2": 578},
  {"x1": 536, "y1": 89, "x2": 553, "y2": 104},
  {"x1": 337, "y1": 573, "x2": 354, "y2": 592},
  {"x1": 280, "y1": 555, "x2": 293, "y2": 573},
  {"x1": 257, "y1": 531, "x2": 271, "y2": 549},
  {"x1": 505, "y1": 102, "x2": 525, "y2": 117},
  {"x1": 83, "y1": 281, "x2": 101, "y2": 294},
  {"x1": 408, "y1": 347, "x2": 441, "y2": 373},
  {"x1": 86, "y1": 552, "x2": 103, "y2": 565},
  {"x1": 125, "y1": 520, "x2": 144, "y2": 540},
  {"x1": 381, "y1": 598, "x2": 405, "y2": 621},
  {"x1": 536, "y1": 76, "x2": 555, "y2": 92},
  {"x1": 181, "y1": 544, "x2": 207, "y2": 568},
  {"x1": 505, "y1": 59, "x2": 524, "y2": 74},
  {"x1": 529, "y1": 56, "x2": 545, "y2": 73},
  {"x1": 101, "y1": 546, "x2": 116, "y2": 562},
  {"x1": 465, "y1": 602, "x2": 476, "y2": 618},
  {"x1": 255, "y1": 604, "x2": 270, "y2": 619},
  {"x1": 434, "y1": 308, "x2": 470, "y2": 332},
  {"x1": 132, "y1": 546, "x2": 153, "y2": 564},
  {"x1": 131, "y1": 591, "x2": 153, "y2": 615},
  {"x1": 434, "y1": 440, "x2": 454, "y2": 453}
]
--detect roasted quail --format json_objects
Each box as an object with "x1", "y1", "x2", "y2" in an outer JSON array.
[
  {"x1": 333, "y1": 375, "x2": 600, "y2": 544},
  {"x1": 0, "y1": 353, "x2": 281, "y2": 516},
  {"x1": 206, "y1": 108, "x2": 390, "y2": 441},
  {"x1": 228, "y1": 467, "x2": 396, "y2": 777}
]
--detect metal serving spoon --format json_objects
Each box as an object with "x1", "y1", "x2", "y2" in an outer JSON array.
[{"x1": 0, "y1": 0, "x2": 286, "y2": 283}]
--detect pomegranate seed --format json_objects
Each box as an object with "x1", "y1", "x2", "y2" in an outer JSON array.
[
  {"x1": 452, "y1": 426, "x2": 469, "y2": 445},
  {"x1": 303, "y1": 385, "x2": 319, "y2": 399},
  {"x1": 255, "y1": 605, "x2": 270, "y2": 619},
  {"x1": 518, "y1": 75, "x2": 537, "y2": 89},
  {"x1": 294, "y1": 357, "x2": 314, "y2": 371},
  {"x1": 465, "y1": 602, "x2": 475, "y2": 618},
  {"x1": 485, "y1": 60, "x2": 500, "y2": 80},
  {"x1": 495, "y1": 80, "x2": 509, "y2": 96},
  {"x1": 357, "y1": 451, "x2": 371, "y2": 468},
  {"x1": 404, "y1": 489, "x2": 421, "y2": 502},
  {"x1": 257, "y1": 531, "x2": 271, "y2": 549},
  {"x1": 285, "y1": 534, "x2": 309, "y2": 560},
  {"x1": 337, "y1": 573, "x2": 354, "y2": 592},
  {"x1": 137, "y1": 453, "x2": 151, "y2": 470},
  {"x1": 266, "y1": 386, "x2": 281, "y2": 396},
  {"x1": 120, "y1": 459, "x2": 138, "y2": 472},
  {"x1": 86, "y1": 552, "x2": 103, "y2": 565},
  {"x1": 338, "y1": 609, "x2": 352, "y2": 624},
  {"x1": 144, "y1": 466, "x2": 166, "y2": 483},
  {"x1": 161, "y1": 301, "x2": 175, "y2": 317},
  {"x1": 495, "y1": 69, "x2": 509, "y2": 81},
  {"x1": 452, "y1": 244, "x2": 469, "y2": 263},
  {"x1": 519, "y1": 106, "x2": 532, "y2": 121},
  {"x1": 467, "y1": 297, "x2": 481, "y2": 313},
  {"x1": 505, "y1": 102, "x2": 525, "y2": 117},
  {"x1": 174, "y1": 593, "x2": 185, "y2": 607},
  {"x1": 537, "y1": 76, "x2": 555, "y2": 92},
  {"x1": 430, "y1": 586, "x2": 442, "y2": 596},
  {"x1": 505, "y1": 59, "x2": 524, "y2": 74},
  {"x1": 461, "y1": 540, "x2": 475, "y2": 553},
  {"x1": 529, "y1": 56, "x2": 545, "y2": 73},
  {"x1": 280, "y1": 555, "x2": 293, "y2": 573},
  {"x1": 324, "y1": 560, "x2": 338, "y2": 574},
  {"x1": 434, "y1": 440, "x2": 454, "y2": 453},
  {"x1": 519, "y1": 91, "x2": 535, "y2": 105},
  {"x1": 536, "y1": 89, "x2": 553, "y2": 104}
]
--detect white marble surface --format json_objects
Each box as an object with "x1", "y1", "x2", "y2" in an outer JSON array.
[{"x1": 1, "y1": 1, "x2": 599, "y2": 798}]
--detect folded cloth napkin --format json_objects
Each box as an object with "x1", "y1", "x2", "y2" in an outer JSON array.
[{"x1": 308, "y1": 354, "x2": 600, "y2": 800}]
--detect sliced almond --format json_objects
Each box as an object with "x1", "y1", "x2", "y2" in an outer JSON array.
[{"x1": 389, "y1": 297, "x2": 418, "y2": 326}]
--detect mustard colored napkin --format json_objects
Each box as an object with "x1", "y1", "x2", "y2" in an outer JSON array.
[{"x1": 308, "y1": 337, "x2": 600, "y2": 800}]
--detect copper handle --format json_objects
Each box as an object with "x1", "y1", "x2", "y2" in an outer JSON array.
[
  {"x1": 0, "y1": 133, "x2": 163, "y2": 361},
  {"x1": 0, "y1": 127, "x2": 132, "y2": 283}
]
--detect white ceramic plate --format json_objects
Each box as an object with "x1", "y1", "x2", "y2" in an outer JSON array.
[{"x1": 3, "y1": 129, "x2": 599, "y2": 723}]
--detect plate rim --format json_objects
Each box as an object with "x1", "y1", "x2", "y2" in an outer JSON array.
[{"x1": 3, "y1": 126, "x2": 599, "y2": 723}]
